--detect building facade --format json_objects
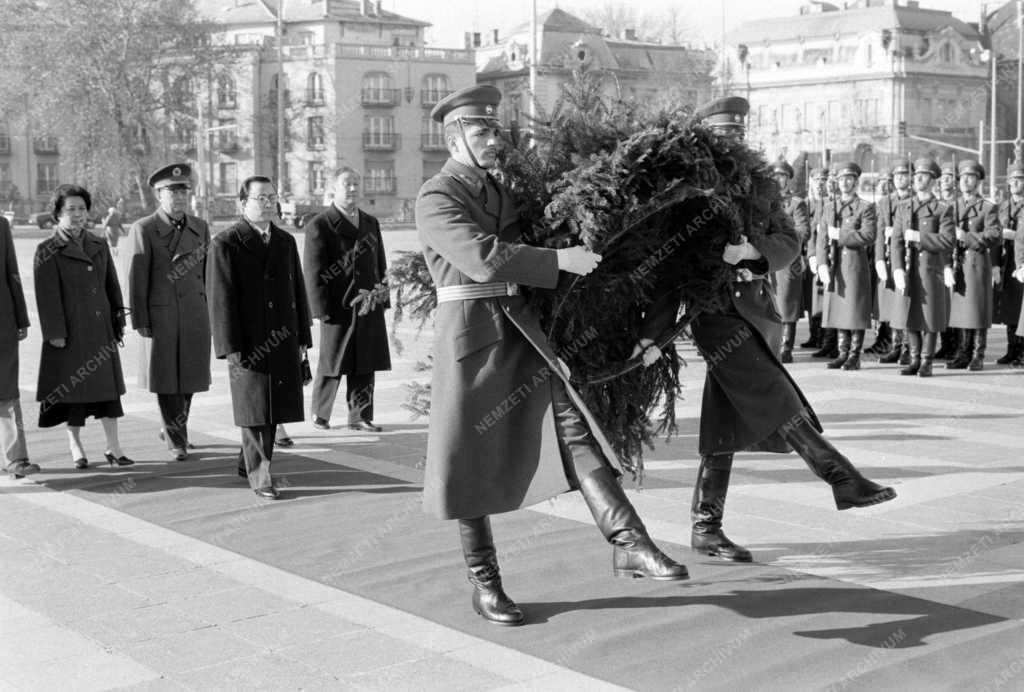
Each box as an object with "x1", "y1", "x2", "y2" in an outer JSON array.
[
  {"x1": 473, "y1": 9, "x2": 715, "y2": 129},
  {"x1": 725, "y1": 0, "x2": 988, "y2": 183}
]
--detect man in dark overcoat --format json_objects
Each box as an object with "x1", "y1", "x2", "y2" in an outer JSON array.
[
  {"x1": 1, "y1": 216, "x2": 37, "y2": 478},
  {"x1": 933, "y1": 161, "x2": 960, "y2": 360},
  {"x1": 636, "y1": 98, "x2": 896, "y2": 564},
  {"x1": 128, "y1": 163, "x2": 211, "y2": 460},
  {"x1": 815, "y1": 162, "x2": 877, "y2": 371},
  {"x1": 207, "y1": 176, "x2": 312, "y2": 500},
  {"x1": 770, "y1": 160, "x2": 809, "y2": 363},
  {"x1": 417, "y1": 85, "x2": 688, "y2": 627},
  {"x1": 874, "y1": 160, "x2": 913, "y2": 364},
  {"x1": 303, "y1": 167, "x2": 391, "y2": 432},
  {"x1": 803, "y1": 168, "x2": 830, "y2": 352},
  {"x1": 944, "y1": 160, "x2": 1001, "y2": 371},
  {"x1": 996, "y1": 163, "x2": 1024, "y2": 365},
  {"x1": 890, "y1": 158, "x2": 956, "y2": 377}
]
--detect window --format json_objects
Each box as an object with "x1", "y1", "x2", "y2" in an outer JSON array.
[
  {"x1": 0, "y1": 124, "x2": 9, "y2": 154},
  {"x1": 364, "y1": 164, "x2": 396, "y2": 194},
  {"x1": 421, "y1": 74, "x2": 450, "y2": 107},
  {"x1": 297, "y1": 31, "x2": 314, "y2": 45},
  {"x1": 218, "y1": 162, "x2": 237, "y2": 195},
  {"x1": 940, "y1": 43, "x2": 954, "y2": 63},
  {"x1": 308, "y1": 161, "x2": 326, "y2": 196},
  {"x1": 422, "y1": 118, "x2": 445, "y2": 150},
  {"x1": 363, "y1": 116, "x2": 396, "y2": 148},
  {"x1": 216, "y1": 119, "x2": 237, "y2": 151},
  {"x1": 307, "y1": 116, "x2": 325, "y2": 148},
  {"x1": 306, "y1": 72, "x2": 324, "y2": 105},
  {"x1": 173, "y1": 118, "x2": 194, "y2": 146},
  {"x1": 37, "y1": 162, "x2": 58, "y2": 196},
  {"x1": 217, "y1": 76, "x2": 237, "y2": 109},
  {"x1": 171, "y1": 75, "x2": 192, "y2": 107},
  {"x1": 0, "y1": 162, "x2": 11, "y2": 199},
  {"x1": 34, "y1": 136, "x2": 58, "y2": 154},
  {"x1": 361, "y1": 72, "x2": 396, "y2": 105}
]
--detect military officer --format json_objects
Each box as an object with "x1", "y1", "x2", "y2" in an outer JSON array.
[
  {"x1": 995, "y1": 162, "x2": 1024, "y2": 365},
  {"x1": 802, "y1": 168, "x2": 830, "y2": 350},
  {"x1": 874, "y1": 160, "x2": 914, "y2": 365},
  {"x1": 815, "y1": 162, "x2": 877, "y2": 371},
  {"x1": 417, "y1": 85, "x2": 688, "y2": 626},
  {"x1": 636, "y1": 99, "x2": 895, "y2": 565},
  {"x1": 770, "y1": 160, "x2": 810, "y2": 363},
  {"x1": 945, "y1": 160, "x2": 1001, "y2": 370},
  {"x1": 934, "y1": 161, "x2": 960, "y2": 360},
  {"x1": 127, "y1": 163, "x2": 211, "y2": 460},
  {"x1": 890, "y1": 158, "x2": 956, "y2": 377}
]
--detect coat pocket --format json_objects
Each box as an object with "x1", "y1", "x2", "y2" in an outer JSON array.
[{"x1": 454, "y1": 311, "x2": 503, "y2": 361}]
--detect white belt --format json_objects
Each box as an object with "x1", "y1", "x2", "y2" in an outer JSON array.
[{"x1": 436, "y1": 282, "x2": 521, "y2": 303}]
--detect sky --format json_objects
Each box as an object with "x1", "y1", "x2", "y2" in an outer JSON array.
[{"x1": 387, "y1": 0, "x2": 995, "y2": 48}]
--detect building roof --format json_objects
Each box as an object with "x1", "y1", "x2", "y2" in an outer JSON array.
[
  {"x1": 729, "y1": 2, "x2": 981, "y2": 45},
  {"x1": 989, "y1": 1, "x2": 1022, "y2": 58},
  {"x1": 507, "y1": 8, "x2": 601, "y2": 36},
  {"x1": 195, "y1": 0, "x2": 429, "y2": 28}
]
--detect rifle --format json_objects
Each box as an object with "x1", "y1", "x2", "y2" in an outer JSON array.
[
  {"x1": 905, "y1": 159, "x2": 916, "y2": 273},
  {"x1": 952, "y1": 154, "x2": 966, "y2": 295},
  {"x1": 827, "y1": 179, "x2": 840, "y2": 292}
]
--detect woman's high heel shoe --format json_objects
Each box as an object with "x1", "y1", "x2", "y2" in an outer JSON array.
[{"x1": 104, "y1": 452, "x2": 135, "y2": 467}]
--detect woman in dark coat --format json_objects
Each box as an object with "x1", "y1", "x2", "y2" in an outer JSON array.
[
  {"x1": 1, "y1": 216, "x2": 37, "y2": 478},
  {"x1": 34, "y1": 184, "x2": 132, "y2": 469}
]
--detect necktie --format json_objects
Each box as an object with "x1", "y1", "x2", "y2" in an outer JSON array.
[
  {"x1": 262, "y1": 230, "x2": 270, "y2": 246},
  {"x1": 170, "y1": 217, "x2": 186, "y2": 254}
]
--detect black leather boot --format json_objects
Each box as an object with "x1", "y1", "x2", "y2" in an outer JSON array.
[
  {"x1": 898, "y1": 342, "x2": 911, "y2": 365},
  {"x1": 691, "y1": 454, "x2": 752, "y2": 562},
  {"x1": 996, "y1": 326, "x2": 1019, "y2": 365},
  {"x1": 827, "y1": 330, "x2": 851, "y2": 368},
  {"x1": 899, "y1": 331, "x2": 921, "y2": 376},
  {"x1": 801, "y1": 313, "x2": 821, "y2": 348},
  {"x1": 968, "y1": 328, "x2": 987, "y2": 371},
  {"x1": 864, "y1": 322, "x2": 891, "y2": 354},
  {"x1": 842, "y1": 329, "x2": 864, "y2": 370},
  {"x1": 918, "y1": 331, "x2": 937, "y2": 377},
  {"x1": 578, "y1": 467, "x2": 689, "y2": 580},
  {"x1": 459, "y1": 517, "x2": 524, "y2": 626},
  {"x1": 779, "y1": 420, "x2": 897, "y2": 510},
  {"x1": 780, "y1": 322, "x2": 795, "y2": 363},
  {"x1": 812, "y1": 328, "x2": 838, "y2": 358},
  {"x1": 878, "y1": 329, "x2": 903, "y2": 364},
  {"x1": 946, "y1": 328, "x2": 972, "y2": 369},
  {"x1": 934, "y1": 327, "x2": 957, "y2": 360}
]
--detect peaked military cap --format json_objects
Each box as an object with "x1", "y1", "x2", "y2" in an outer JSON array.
[
  {"x1": 939, "y1": 161, "x2": 957, "y2": 177},
  {"x1": 891, "y1": 159, "x2": 911, "y2": 175},
  {"x1": 148, "y1": 163, "x2": 193, "y2": 190},
  {"x1": 772, "y1": 160, "x2": 795, "y2": 178},
  {"x1": 913, "y1": 157, "x2": 941, "y2": 178},
  {"x1": 957, "y1": 159, "x2": 985, "y2": 180},
  {"x1": 836, "y1": 162, "x2": 862, "y2": 178},
  {"x1": 695, "y1": 96, "x2": 749, "y2": 132},
  {"x1": 431, "y1": 84, "x2": 502, "y2": 126},
  {"x1": 809, "y1": 167, "x2": 829, "y2": 180},
  {"x1": 1007, "y1": 161, "x2": 1024, "y2": 179}
]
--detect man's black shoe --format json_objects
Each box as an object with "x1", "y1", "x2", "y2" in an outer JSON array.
[
  {"x1": 349, "y1": 420, "x2": 383, "y2": 433},
  {"x1": 312, "y1": 417, "x2": 330, "y2": 430},
  {"x1": 254, "y1": 486, "x2": 280, "y2": 500}
]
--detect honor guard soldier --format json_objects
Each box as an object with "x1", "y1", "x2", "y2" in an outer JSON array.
[
  {"x1": 890, "y1": 158, "x2": 956, "y2": 377},
  {"x1": 875, "y1": 159, "x2": 914, "y2": 364},
  {"x1": 804, "y1": 167, "x2": 831, "y2": 351},
  {"x1": 934, "y1": 161, "x2": 959, "y2": 360},
  {"x1": 770, "y1": 160, "x2": 810, "y2": 362},
  {"x1": 945, "y1": 160, "x2": 1001, "y2": 370},
  {"x1": 995, "y1": 162, "x2": 1024, "y2": 365},
  {"x1": 127, "y1": 163, "x2": 211, "y2": 460},
  {"x1": 815, "y1": 162, "x2": 877, "y2": 370},
  {"x1": 417, "y1": 84, "x2": 688, "y2": 626}
]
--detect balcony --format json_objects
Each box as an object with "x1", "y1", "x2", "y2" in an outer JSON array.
[
  {"x1": 335, "y1": 44, "x2": 474, "y2": 64},
  {"x1": 421, "y1": 133, "x2": 447, "y2": 151},
  {"x1": 361, "y1": 88, "x2": 400, "y2": 107},
  {"x1": 362, "y1": 132, "x2": 400, "y2": 150},
  {"x1": 421, "y1": 89, "x2": 452, "y2": 108},
  {"x1": 304, "y1": 90, "x2": 325, "y2": 107},
  {"x1": 34, "y1": 137, "x2": 58, "y2": 155},
  {"x1": 364, "y1": 176, "x2": 397, "y2": 194}
]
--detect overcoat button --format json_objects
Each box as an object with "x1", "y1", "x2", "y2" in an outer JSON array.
[
  {"x1": 734, "y1": 291, "x2": 741, "y2": 297},
  {"x1": 86, "y1": 266, "x2": 93, "y2": 271},
  {"x1": 268, "y1": 301, "x2": 274, "y2": 308}
]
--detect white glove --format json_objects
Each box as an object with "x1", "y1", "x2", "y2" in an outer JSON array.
[
  {"x1": 1003, "y1": 228, "x2": 1016, "y2": 241},
  {"x1": 557, "y1": 246, "x2": 603, "y2": 275},
  {"x1": 884, "y1": 226, "x2": 894, "y2": 240},
  {"x1": 630, "y1": 339, "x2": 663, "y2": 368},
  {"x1": 875, "y1": 260, "x2": 888, "y2": 282},
  {"x1": 1015, "y1": 267, "x2": 1024, "y2": 283},
  {"x1": 808, "y1": 255, "x2": 819, "y2": 273},
  {"x1": 905, "y1": 229, "x2": 920, "y2": 243},
  {"x1": 893, "y1": 268, "x2": 907, "y2": 293},
  {"x1": 955, "y1": 229, "x2": 967, "y2": 242},
  {"x1": 827, "y1": 225, "x2": 841, "y2": 241},
  {"x1": 993, "y1": 267, "x2": 1002, "y2": 287},
  {"x1": 817, "y1": 265, "x2": 831, "y2": 287},
  {"x1": 943, "y1": 266, "x2": 956, "y2": 288}
]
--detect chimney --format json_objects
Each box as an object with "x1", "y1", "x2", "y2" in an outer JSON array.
[
  {"x1": 492, "y1": 29, "x2": 500, "y2": 44},
  {"x1": 375, "y1": 0, "x2": 382, "y2": 15},
  {"x1": 465, "y1": 31, "x2": 481, "y2": 49},
  {"x1": 624, "y1": 28, "x2": 636, "y2": 40},
  {"x1": 360, "y1": 0, "x2": 370, "y2": 16}
]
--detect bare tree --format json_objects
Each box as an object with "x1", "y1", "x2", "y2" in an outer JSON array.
[{"x1": 568, "y1": 1, "x2": 693, "y2": 45}]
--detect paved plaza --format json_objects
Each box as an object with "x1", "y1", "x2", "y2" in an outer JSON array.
[{"x1": 2, "y1": 229, "x2": 1023, "y2": 691}]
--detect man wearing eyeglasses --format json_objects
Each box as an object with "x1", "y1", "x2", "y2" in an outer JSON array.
[
  {"x1": 127, "y1": 163, "x2": 211, "y2": 461},
  {"x1": 207, "y1": 176, "x2": 312, "y2": 500}
]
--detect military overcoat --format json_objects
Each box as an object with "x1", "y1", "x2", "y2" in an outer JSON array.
[
  {"x1": 890, "y1": 196, "x2": 955, "y2": 332},
  {"x1": 416, "y1": 158, "x2": 619, "y2": 520},
  {"x1": 816, "y1": 196, "x2": 877, "y2": 330},
  {"x1": 1016, "y1": 228, "x2": 1024, "y2": 336},
  {"x1": 0, "y1": 218, "x2": 29, "y2": 401},
  {"x1": 996, "y1": 198, "x2": 1024, "y2": 325},
  {"x1": 772, "y1": 194, "x2": 809, "y2": 322},
  {"x1": 33, "y1": 231, "x2": 126, "y2": 405},
  {"x1": 127, "y1": 209, "x2": 211, "y2": 394},
  {"x1": 874, "y1": 193, "x2": 911, "y2": 322},
  {"x1": 947, "y1": 196, "x2": 1001, "y2": 329},
  {"x1": 806, "y1": 196, "x2": 827, "y2": 315},
  {"x1": 302, "y1": 205, "x2": 391, "y2": 377},
  {"x1": 206, "y1": 220, "x2": 312, "y2": 427}
]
